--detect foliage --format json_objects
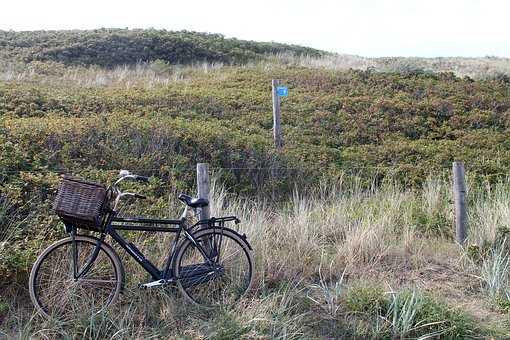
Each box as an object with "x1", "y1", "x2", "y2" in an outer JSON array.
[
  {"x1": 0, "y1": 29, "x2": 509, "y2": 338},
  {"x1": 480, "y1": 240, "x2": 510, "y2": 300},
  {"x1": 0, "y1": 29, "x2": 324, "y2": 67},
  {"x1": 1, "y1": 64, "x2": 509, "y2": 187},
  {"x1": 344, "y1": 285, "x2": 388, "y2": 316},
  {"x1": 343, "y1": 285, "x2": 477, "y2": 339}
]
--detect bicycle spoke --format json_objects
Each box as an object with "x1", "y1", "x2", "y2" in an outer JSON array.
[
  {"x1": 31, "y1": 239, "x2": 120, "y2": 319},
  {"x1": 218, "y1": 249, "x2": 241, "y2": 263},
  {"x1": 177, "y1": 230, "x2": 252, "y2": 307},
  {"x1": 77, "y1": 279, "x2": 118, "y2": 284}
]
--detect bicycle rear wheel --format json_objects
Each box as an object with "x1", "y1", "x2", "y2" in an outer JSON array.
[
  {"x1": 29, "y1": 235, "x2": 124, "y2": 320},
  {"x1": 174, "y1": 228, "x2": 254, "y2": 307}
]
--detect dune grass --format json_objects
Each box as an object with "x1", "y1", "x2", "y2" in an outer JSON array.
[
  {"x1": 2, "y1": 28, "x2": 510, "y2": 338},
  {"x1": 2, "y1": 177, "x2": 510, "y2": 338},
  {"x1": 272, "y1": 53, "x2": 510, "y2": 79}
]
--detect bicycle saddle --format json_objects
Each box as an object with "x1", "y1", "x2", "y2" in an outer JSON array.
[{"x1": 178, "y1": 193, "x2": 209, "y2": 208}]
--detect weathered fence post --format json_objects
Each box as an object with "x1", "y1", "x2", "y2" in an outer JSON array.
[
  {"x1": 196, "y1": 163, "x2": 210, "y2": 227},
  {"x1": 272, "y1": 79, "x2": 283, "y2": 149},
  {"x1": 453, "y1": 161, "x2": 467, "y2": 245}
]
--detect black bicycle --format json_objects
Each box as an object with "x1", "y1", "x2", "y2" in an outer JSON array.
[{"x1": 29, "y1": 171, "x2": 254, "y2": 319}]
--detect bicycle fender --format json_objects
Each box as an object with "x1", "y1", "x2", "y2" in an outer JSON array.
[{"x1": 214, "y1": 227, "x2": 253, "y2": 251}]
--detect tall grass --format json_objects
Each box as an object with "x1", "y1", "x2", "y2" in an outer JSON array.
[
  {"x1": 479, "y1": 240, "x2": 510, "y2": 300},
  {"x1": 470, "y1": 180, "x2": 510, "y2": 247},
  {"x1": 0, "y1": 196, "x2": 13, "y2": 243},
  {"x1": 0, "y1": 196, "x2": 32, "y2": 245},
  {"x1": 0, "y1": 60, "x2": 228, "y2": 88},
  {"x1": 3, "y1": 177, "x2": 510, "y2": 338},
  {"x1": 2, "y1": 53, "x2": 509, "y2": 88},
  {"x1": 269, "y1": 53, "x2": 510, "y2": 78}
]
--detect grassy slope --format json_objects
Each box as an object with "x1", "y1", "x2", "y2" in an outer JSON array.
[
  {"x1": 3, "y1": 180, "x2": 510, "y2": 338},
  {"x1": 0, "y1": 29, "x2": 324, "y2": 66},
  {"x1": 2, "y1": 64, "x2": 510, "y2": 186},
  {"x1": 1, "y1": 30, "x2": 509, "y2": 187},
  {"x1": 2, "y1": 30, "x2": 510, "y2": 338},
  {"x1": 284, "y1": 53, "x2": 510, "y2": 79}
]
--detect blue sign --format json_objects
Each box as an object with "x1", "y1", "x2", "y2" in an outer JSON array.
[{"x1": 276, "y1": 86, "x2": 288, "y2": 97}]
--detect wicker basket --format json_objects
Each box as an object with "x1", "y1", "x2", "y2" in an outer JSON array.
[{"x1": 54, "y1": 176, "x2": 107, "y2": 231}]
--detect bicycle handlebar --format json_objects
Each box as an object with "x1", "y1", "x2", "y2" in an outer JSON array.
[
  {"x1": 114, "y1": 171, "x2": 150, "y2": 186},
  {"x1": 134, "y1": 175, "x2": 150, "y2": 183},
  {"x1": 109, "y1": 171, "x2": 151, "y2": 210}
]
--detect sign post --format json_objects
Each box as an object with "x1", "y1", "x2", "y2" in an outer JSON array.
[
  {"x1": 453, "y1": 161, "x2": 467, "y2": 245},
  {"x1": 272, "y1": 79, "x2": 286, "y2": 149},
  {"x1": 276, "y1": 86, "x2": 288, "y2": 97}
]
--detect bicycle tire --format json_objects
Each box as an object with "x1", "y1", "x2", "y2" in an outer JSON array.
[
  {"x1": 173, "y1": 228, "x2": 254, "y2": 307},
  {"x1": 29, "y1": 235, "x2": 124, "y2": 319}
]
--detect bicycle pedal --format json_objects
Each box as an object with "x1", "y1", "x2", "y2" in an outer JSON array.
[{"x1": 138, "y1": 279, "x2": 167, "y2": 289}]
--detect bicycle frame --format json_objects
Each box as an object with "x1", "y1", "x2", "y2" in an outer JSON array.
[
  {"x1": 68, "y1": 209, "x2": 240, "y2": 283},
  {"x1": 66, "y1": 171, "x2": 241, "y2": 286}
]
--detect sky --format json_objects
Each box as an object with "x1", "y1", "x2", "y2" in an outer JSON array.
[{"x1": 0, "y1": 0, "x2": 508, "y2": 58}]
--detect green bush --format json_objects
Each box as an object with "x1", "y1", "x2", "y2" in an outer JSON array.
[
  {"x1": 344, "y1": 285, "x2": 388, "y2": 316},
  {"x1": 343, "y1": 286, "x2": 478, "y2": 339},
  {"x1": 414, "y1": 294, "x2": 476, "y2": 339},
  {"x1": 0, "y1": 29, "x2": 324, "y2": 67},
  {"x1": 2, "y1": 64, "x2": 510, "y2": 186},
  {"x1": 412, "y1": 208, "x2": 452, "y2": 237}
]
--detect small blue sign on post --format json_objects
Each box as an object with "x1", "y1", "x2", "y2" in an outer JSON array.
[{"x1": 276, "y1": 86, "x2": 288, "y2": 97}]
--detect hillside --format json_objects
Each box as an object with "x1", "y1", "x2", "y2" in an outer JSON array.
[
  {"x1": 2, "y1": 29, "x2": 510, "y2": 338},
  {"x1": 285, "y1": 54, "x2": 510, "y2": 79},
  {"x1": 0, "y1": 29, "x2": 324, "y2": 66},
  {"x1": 2, "y1": 29, "x2": 510, "y2": 78},
  {"x1": 2, "y1": 62, "x2": 510, "y2": 188}
]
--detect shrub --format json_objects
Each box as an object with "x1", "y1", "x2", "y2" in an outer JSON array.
[
  {"x1": 0, "y1": 29, "x2": 324, "y2": 67},
  {"x1": 343, "y1": 285, "x2": 477, "y2": 339},
  {"x1": 344, "y1": 285, "x2": 388, "y2": 316}
]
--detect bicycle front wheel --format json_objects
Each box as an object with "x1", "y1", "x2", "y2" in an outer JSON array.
[
  {"x1": 29, "y1": 235, "x2": 124, "y2": 320},
  {"x1": 174, "y1": 228, "x2": 254, "y2": 307}
]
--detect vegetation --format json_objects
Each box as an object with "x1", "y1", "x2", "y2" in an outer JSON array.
[
  {"x1": 2, "y1": 29, "x2": 509, "y2": 78},
  {"x1": 0, "y1": 29, "x2": 324, "y2": 67},
  {"x1": 2, "y1": 29, "x2": 510, "y2": 338},
  {"x1": 3, "y1": 179, "x2": 510, "y2": 338},
  {"x1": 1, "y1": 62, "x2": 510, "y2": 187},
  {"x1": 280, "y1": 53, "x2": 510, "y2": 79}
]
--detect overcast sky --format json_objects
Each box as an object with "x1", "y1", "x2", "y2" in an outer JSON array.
[{"x1": 0, "y1": 0, "x2": 508, "y2": 58}]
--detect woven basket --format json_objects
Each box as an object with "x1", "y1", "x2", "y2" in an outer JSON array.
[{"x1": 54, "y1": 176, "x2": 107, "y2": 231}]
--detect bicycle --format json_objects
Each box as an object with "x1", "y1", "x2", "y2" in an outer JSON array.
[{"x1": 29, "y1": 170, "x2": 254, "y2": 319}]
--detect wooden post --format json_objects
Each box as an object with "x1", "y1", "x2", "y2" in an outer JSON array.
[
  {"x1": 272, "y1": 79, "x2": 283, "y2": 149},
  {"x1": 453, "y1": 161, "x2": 467, "y2": 245},
  {"x1": 196, "y1": 163, "x2": 210, "y2": 226}
]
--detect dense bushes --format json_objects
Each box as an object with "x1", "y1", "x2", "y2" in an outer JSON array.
[
  {"x1": 0, "y1": 29, "x2": 324, "y2": 67},
  {"x1": 1, "y1": 65, "x2": 509, "y2": 185},
  {"x1": 1, "y1": 34, "x2": 510, "y2": 281},
  {"x1": 1, "y1": 114, "x2": 306, "y2": 192}
]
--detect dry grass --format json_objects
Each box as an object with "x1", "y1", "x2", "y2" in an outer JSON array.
[
  {"x1": 270, "y1": 53, "x2": 510, "y2": 79},
  {"x1": 2, "y1": 52, "x2": 509, "y2": 89},
  {"x1": 0, "y1": 60, "x2": 227, "y2": 88},
  {"x1": 3, "y1": 177, "x2": 510, "y2": 338}
]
